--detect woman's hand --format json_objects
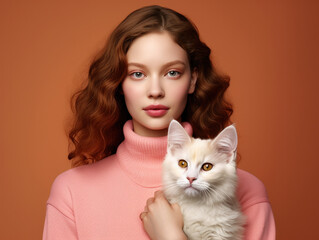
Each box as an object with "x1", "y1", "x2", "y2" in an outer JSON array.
[{"x1": 140, "y1": 190, "x2": 187, "y2": 240}]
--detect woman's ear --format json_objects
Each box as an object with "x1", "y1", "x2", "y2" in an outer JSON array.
[{"x1": 188, "y1": 69, "x2": 198, "y2": 94}]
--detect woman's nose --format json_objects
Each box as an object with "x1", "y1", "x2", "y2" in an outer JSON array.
[{"x1": 147, "y1": 77, "x2": 164, "y2": 98}]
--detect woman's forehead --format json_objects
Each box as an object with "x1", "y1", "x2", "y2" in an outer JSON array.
[{"x1": 126, "y1": 31, "x2": 189, "y2": 67}]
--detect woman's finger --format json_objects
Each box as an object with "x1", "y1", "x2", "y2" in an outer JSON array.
[
  {"x1": 139, "y1": 211, "x2": 147, "y2": 220},
  {"x1": 154, "y1": 190, "x2": 163, "y2": 198},
  {"x1": 171, "y1": 203, "x2": 181, "y2": 212},
  {"x1": 146, "y1": 197, "x2": 154, "y2": 206}
]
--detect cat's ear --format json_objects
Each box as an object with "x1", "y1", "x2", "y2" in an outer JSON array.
[
  {"x1": 167, "y1": 120, "x2": 191, "y2": 152},
  {"x1": 214, "y1": 124, "x2": 238, "y2": 157}
]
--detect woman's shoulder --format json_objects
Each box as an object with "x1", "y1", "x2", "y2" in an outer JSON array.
[
  {"x1": 236, "y1": 168, "x2": 270, "y2": 210},
  {"x1": 54, "y1": 154, "x2": 117, "y2": 182}
]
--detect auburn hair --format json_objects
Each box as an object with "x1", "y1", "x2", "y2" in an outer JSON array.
[{"x1": 68, "y1": 5, "x2": 233, "y2": 167}]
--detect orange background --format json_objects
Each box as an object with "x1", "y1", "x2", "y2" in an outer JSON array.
[{"x1": 1, "y1": 0, "x2": 318, "y2": 239}]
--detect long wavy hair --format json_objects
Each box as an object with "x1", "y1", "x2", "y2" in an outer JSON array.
[{"x1": 68, "y1": 5, "x2": 233, "y2": 167}]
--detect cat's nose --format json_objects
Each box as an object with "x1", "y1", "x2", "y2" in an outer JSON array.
[{"x1": 187, "y1": 177, "x2": 197, "y2": 184}]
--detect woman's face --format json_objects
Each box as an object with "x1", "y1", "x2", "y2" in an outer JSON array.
[{"x1": 122, "y1": 31, "x2": 197, "y2": 137}]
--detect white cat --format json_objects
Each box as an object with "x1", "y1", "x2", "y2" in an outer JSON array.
[{"x1": 163, "y1": 120, "x2": 245, "y2": 240}]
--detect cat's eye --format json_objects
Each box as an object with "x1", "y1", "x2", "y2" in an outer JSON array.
[
  {"x1": 178, "y1": 160, "x2": 188, "y2": 168},
  {"x1": 202, "y1": 163, "x2": 213, "y2": 171}
]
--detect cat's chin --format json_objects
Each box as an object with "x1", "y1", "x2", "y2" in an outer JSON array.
[{"x1": 184, "y1": 187, "x2": 200, "y2": 197}]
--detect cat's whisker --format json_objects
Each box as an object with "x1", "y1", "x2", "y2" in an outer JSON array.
[
  {"x1": 163, "y1": 183, "x2": 178, "y2": 190},
  {"x1": 202, "y1": 188, "x2": 212, "y2": 200},
  {"x1": 163, "y1": 182, "x2": 184, "y2": 194},
  {"x1": 206, "y1": 186, "x2": 234, "y2": 202}
]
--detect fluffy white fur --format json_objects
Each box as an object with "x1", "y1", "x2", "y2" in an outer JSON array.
[{"x1": 163, "y1": 120, "x2": 245, "y2": 240}]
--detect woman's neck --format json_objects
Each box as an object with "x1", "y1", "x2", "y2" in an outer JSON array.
[{"x1": 115, "y1": 120, "x2": 192, "y2": 187}]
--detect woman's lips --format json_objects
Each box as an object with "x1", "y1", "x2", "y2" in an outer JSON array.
[{"x1": 143, "y1": 105, "x2": 169, "y2": 117}]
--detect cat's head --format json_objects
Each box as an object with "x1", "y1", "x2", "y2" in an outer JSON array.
[{"x1": 163, "y1": 120, "x2": 238, "y2": 203}]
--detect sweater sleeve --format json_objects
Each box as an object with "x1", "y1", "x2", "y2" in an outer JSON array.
[
  {"x1": 243, "y1": 202, "x2": 276, "y2": 240},
  {"x1": 237, "y1": 169, "x2": 276, "y2": 240},
  {"x1": 43, "y1": 172, "x2": 78, "y2": 240},
  {"x1": 43, "y1": 204, "x2": 78, "y2": 240}
]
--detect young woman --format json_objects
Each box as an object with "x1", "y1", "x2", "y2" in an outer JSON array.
[{"x1": 43, "y1": 5, "x2": 275, "y2": 240}]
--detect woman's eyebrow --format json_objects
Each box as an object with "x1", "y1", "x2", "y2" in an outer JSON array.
[
  {"x1": 127, "y1": 62, "x2": 146, "y2": 68},
  {"x1": 127, "y1": 60, "x2": 186, "y2": 69},
  {"x1": 162, "y1": 60, "x2": 186, "y2": 69}
]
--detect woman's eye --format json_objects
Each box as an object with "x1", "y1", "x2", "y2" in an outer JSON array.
[
  {"x1": 167, "y1": 70, "x2": 181, "y2": 78},
  {"x1": 130, "y1": 72, "x2": 145, "y2": 79},
  {"x1": 178, "y1": 159, "x2": 188, "y2": 168},
  {"x1": 202, "y1": 163, "x2": 213, "y2": 171}
]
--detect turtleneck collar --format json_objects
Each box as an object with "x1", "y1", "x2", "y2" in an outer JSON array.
[{"x1": 116, "y1": 120, "x2": 193, "y2": 188}]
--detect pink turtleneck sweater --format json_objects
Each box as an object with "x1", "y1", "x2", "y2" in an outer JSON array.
[{"x1": 43, "y1": 121, "x2": 275, "y2": 239}]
